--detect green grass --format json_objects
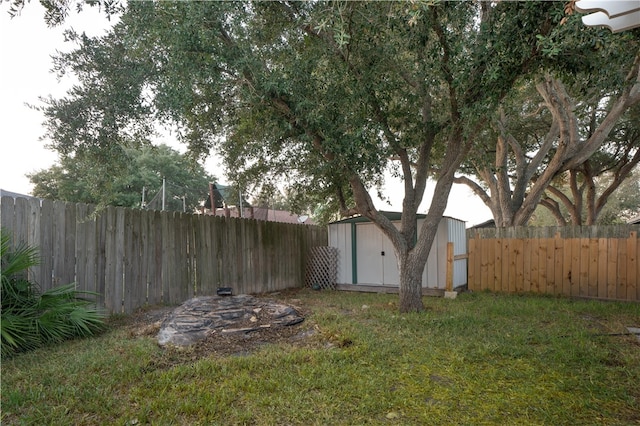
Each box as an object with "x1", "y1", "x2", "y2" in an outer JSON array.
[{"x1": 2, "y1": 290, "x2": 639, "y2": 425}]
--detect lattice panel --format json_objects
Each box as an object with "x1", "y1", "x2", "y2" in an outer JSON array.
[{"x1": 305, "y1": 246, "x2": 338, "y2": 290}]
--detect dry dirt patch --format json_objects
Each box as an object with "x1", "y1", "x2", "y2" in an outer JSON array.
[{"x1": 121, "y1": 291, "x2": 318, "y2": 365}]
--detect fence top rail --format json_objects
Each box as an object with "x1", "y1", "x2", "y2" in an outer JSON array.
[
  {"x1": 467, "y1": 224, "x2": 640, "y2": 239},
  {"x1": 0, "y1": 195, "x2": 326, "y2": 231}
]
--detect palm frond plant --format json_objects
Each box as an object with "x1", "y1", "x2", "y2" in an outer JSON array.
[{"x1": 1, "y1": 228, "x2": 105, "y2": 357}]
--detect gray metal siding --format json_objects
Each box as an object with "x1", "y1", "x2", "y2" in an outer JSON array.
[
  {"x1": 328, "y1": 215, "x2": 467, "y2": 289},
  {"x1": 328, "y1": 223, "x2": 353, "y2": 284},
  {"x1": 447, "y1": 218, "x2": 468, "y2": 287}
]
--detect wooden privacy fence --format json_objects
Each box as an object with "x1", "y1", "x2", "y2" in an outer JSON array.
[
  {"x1": 1, "y1": 196, "x2": 327, "y2": 314},
  {"x1": 467, "y1": 225, "x2": 639, "y2": 302}
]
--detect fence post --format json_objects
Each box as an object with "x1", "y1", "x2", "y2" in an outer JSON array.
[
  {"x1": 446, "y1": 242, "x2": 453, "y2": 291},
  {"x1": 444, "y1": 242, "x2": 457, "y2": 299}
]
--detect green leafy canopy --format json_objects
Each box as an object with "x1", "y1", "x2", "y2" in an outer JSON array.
[{"x1": 36, "y1": 1, "x2": 582, "y2": 311}]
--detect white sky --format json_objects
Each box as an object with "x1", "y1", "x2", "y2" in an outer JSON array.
[
  {"x1": 0, "y1": 2, "x2": 492, "y2": 226},
  {"x1": 0, "y1": 2, "x2": 115, "y2": 193}
]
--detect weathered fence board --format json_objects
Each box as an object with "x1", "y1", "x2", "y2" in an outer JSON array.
[
  {"x1": 627, "y1": 234, "x2": 637, "y2": 300},
  {"x1": 148, "y1": 210, "x2": 163, "y2": 307},
  {"x1": 1, "y1": 196, "x2": 327, "y2": 314},
  {"x1": 468, "y1": 226, "x2": 640, "y2": 302}
]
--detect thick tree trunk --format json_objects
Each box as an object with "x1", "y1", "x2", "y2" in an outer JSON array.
[
  {"x1": 398, "y1": 253, "x2": 426, "y2": 313},
  {"x1": 396, "y1": 217, "x2": 442, "y2": 312},
  {"x1": 395, "y1": 165, "x2": 457, "y2": 312}
]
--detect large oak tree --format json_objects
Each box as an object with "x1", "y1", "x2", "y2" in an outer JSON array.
[
  {"x1": 38, "y1": 1, "x2": 578, "y2": 312},
  {"x1": 455, "y1": 19, "x2": 640, "y2": 227}
]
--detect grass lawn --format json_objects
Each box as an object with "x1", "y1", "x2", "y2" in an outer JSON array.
[{"x1": 2, "y1": 289, "x2": 639, "y2": 425}]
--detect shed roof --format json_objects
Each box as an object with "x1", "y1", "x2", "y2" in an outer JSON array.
[{"x1": 329, "y1": 211, "x2": 464, "y2": 225}]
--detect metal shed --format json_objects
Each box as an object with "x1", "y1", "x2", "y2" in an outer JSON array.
[{"x1": 328, "y1": 212, "x2": 467, "y2": 290}]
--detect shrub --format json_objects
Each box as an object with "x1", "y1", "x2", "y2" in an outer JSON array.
[{"x1": 1, "y1": 228, "x2": 105, "y2": 357}]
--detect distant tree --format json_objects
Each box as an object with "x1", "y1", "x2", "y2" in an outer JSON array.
[
  {"x1": 250, "y1": 183, "x2": 322, "y2": 219},
  {"x1": 28, "y1": 144, "x2": 215, "y2": 212},
  {"x1": 251, "y1": 186, "x2": 291, "y2": 211}
]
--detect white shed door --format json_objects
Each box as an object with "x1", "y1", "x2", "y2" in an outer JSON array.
[{"x1": 356, "y1": 223, "x2": 400, "y2": 285}]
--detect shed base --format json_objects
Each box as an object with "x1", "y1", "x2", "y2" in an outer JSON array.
[
  {"x1": 335, "y1": 284, "x2": 444, "y2": 297},
  {"x1": 444, "y1": 291, "x2": 458, "y2": 299}
]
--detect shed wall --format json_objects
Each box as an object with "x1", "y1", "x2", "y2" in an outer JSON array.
[
  {"x1": 328, "y1": 223, "x2": 352, "y2": 284},
  {"x1": 448, "y1": 218, "x2": 468, "y2": 288},
  {"x1": 356, "y1": 222, "x2": 401, "y2": 285},
  {"x1": 416, "y1": 219, "x2": 440, "y2": 288},
  {"x1": 328, "y1": 216, "x2": 467, "y2": 289}
]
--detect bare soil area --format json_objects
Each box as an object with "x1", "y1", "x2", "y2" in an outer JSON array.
[{"x1": 114, "y1": 290, "x2": 321, "y2": 369}]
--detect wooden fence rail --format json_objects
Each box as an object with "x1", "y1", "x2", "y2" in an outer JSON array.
[
  {"x1": 1, "y1": 196, "x2": 327, "y2": 314},
  {"x1": 467, "y1": 226, "x2": 639, "y2": 302}
]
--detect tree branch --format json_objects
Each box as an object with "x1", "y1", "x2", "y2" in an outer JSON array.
[
  {"x1": 454, "y1": 174, "x2": 493, "y2": 208},
  {"x1": 431, "y1": 6, "x2": 460, "y2": 122},
  {"x1": 539, "y1": 197, "x2": 567, "y2": 226}
]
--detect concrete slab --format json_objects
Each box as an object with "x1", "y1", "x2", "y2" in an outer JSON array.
[{"x1": 626, "y1": 327, "x2": 640, "y2": 342}]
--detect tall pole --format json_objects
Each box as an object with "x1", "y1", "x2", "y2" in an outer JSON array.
[
  {"x1": 141, "y1": 186, "x2": 145, "y2": 208},
  {"x1": 162, "y1": 178, "x2": 166, "y2": 211}
]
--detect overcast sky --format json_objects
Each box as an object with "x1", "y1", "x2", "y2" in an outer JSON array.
[
  {"x1": 0, "y1": 2, "x2": 114, "y2": 194},
  {"x1": 0, "y1": 2, "x2": 492, "y2": 226}
]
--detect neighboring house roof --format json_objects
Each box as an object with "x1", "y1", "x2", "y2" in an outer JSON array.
[
  {"x1": 252, "y1": 207, "x2": 314, "y2": 225},
  {"x1": 628, "y1": 214, "x2": 640, "y2": 225},
  {"x1": 210, "y1": 206, "x2": 314, "y2": 225},
  {"x1": 469, "y1": 219, "x2": 496, "y2": 229},
  {"x1": 202, "y1": 183, "x2": 314, "y2": 225},
  {"x1": 0, "y1": 189, "x2": 41, "y2": 202}
]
